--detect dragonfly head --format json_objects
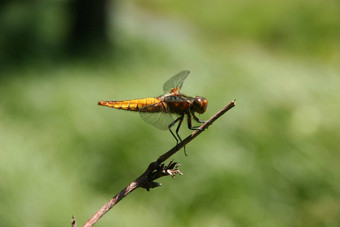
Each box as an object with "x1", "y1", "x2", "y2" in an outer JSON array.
[{"x1": 192, "y1": 96, "x2": 208, "y2": 114}]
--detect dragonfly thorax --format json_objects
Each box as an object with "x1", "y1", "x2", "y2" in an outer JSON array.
[{"x1": 191, "y1": 96, "x2": 208, "y2": 114}]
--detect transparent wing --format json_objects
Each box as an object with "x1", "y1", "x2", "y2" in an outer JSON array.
[
  {"x1": 163, "y1": 70, "x2": 190, "y2": 94},
  {"x1": 139, "y1": 111, "x2": 174, "y2": 130}
]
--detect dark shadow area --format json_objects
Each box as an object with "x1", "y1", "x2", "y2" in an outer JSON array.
[{"x1": 0, "y1": 0, "x2": 115, "y2": 77}]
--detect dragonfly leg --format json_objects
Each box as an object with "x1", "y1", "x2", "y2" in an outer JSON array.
[
  {"x1": 168, "y1": 128, "x2": 178, "y2": 144},
  {"x1": 175, "y1": 116, "x2": 184, "y2": 142},
  {"x1": 175, "y1": 116, "x2": 187, "y2": 155},
  {"x1": 168, "y1": 115, "x2": 184, "y2": 145},
  {"x1": 168, "y1": 115, "x2": 188, "y2": 155},
  {"x1": 188, "y1": 113, "x2": 204, "y2": 131},
  {"x1": 192, "y1": 113, "x2": 207, "y2": 124}
]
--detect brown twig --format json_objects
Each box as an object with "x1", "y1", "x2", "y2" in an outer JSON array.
[{"x1": 82, "y1": 100, "x2": 236, "y2": 227}]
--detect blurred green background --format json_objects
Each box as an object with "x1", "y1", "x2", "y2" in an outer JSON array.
[{"x1": 1, "y1": 0, "x2": 340, "y2": 226}]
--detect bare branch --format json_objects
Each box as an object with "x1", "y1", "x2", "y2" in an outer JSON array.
[{"x1": 82, "y1": 100, "x2": 236, "y2": 227}]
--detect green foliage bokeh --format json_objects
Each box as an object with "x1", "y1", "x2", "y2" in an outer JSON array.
[{"x1": 1, "y1": 1, "x2": 339, "y2": 226}]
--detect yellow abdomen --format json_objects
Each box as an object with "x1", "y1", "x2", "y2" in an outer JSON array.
[{"x1": 98, "y1": 98, "x2": 160, "y2": 111}]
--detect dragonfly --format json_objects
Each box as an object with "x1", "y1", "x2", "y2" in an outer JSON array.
[{"x1": 98, "y1": 70, "x2": 208, "y2": 154}]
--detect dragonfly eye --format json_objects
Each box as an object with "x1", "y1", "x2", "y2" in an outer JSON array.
[{"x1": 193, "y1": 96, "x2": 208, "y2": 114}]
